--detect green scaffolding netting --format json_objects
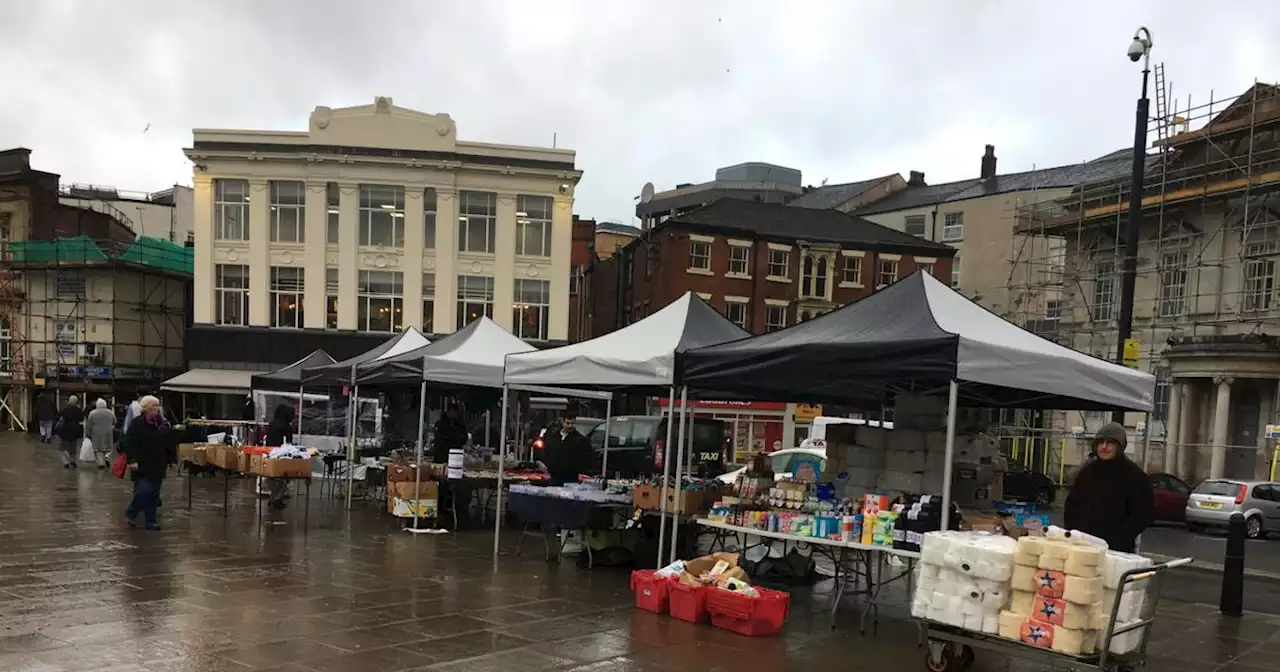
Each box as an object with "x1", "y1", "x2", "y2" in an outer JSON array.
[{"x1": 6, "y1": 235, "x2": 192, "y2": 274}]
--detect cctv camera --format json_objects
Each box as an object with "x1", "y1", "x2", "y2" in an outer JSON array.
[{"x1": 1127, "y1": 38, "x2": 1146, "y2": 62}]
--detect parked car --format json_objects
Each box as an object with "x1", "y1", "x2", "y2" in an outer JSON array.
[
  {"x1": 1148, "y1": 472, "x2": 1190, "y2": 522},
  {"x1": 1185, "y1": 479, "x2": 1280, "y2": 539},
  {"x1": 1002, "y1": 463, "x2": 1057, "y2": 506},
  {"x1": 585, "y1": 415, "x2": 728, "y2": 478},
  {"x1": 717, "y1": 447, "x2": 825, "y2": 484}
]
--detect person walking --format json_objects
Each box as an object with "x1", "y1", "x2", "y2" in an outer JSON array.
[
  {"x1": 263, "y1": 402, "x2": 296, "y2": 510},
  {"x1": 1063, "y1": 422, "x2": 1154, "y2": 553},
  {"x1": 54, "y1": 396, "x2": 85, "y2": 469},
  {"x1": 35, "y1": 393, "x2": 56, "y2": 443},
  {"x1": 121, "y1": 395, "x2": 172, "y2": 531},
  {"x1": 85, "y1": 398, "x2": 115, "y2": 469},
  {"x1": 121, "y1": 385, "x2": 150, "y2": 435}
]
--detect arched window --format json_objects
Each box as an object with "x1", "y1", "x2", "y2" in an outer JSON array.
[{"x1": 801, "y1": 255, "x2": 814, "y2": 297}]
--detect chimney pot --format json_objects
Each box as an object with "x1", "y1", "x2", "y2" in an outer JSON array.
[
  {"x1": 981, "y1": 145, "x2": 998, "y2": 180},
  {"x1": 908, "y1": 171, "x2": 926, "y2": 187}
]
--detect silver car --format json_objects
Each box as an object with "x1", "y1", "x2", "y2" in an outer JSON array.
[{"x1": 1184, "y1": 479, "x2": 1280, "y2": 539}]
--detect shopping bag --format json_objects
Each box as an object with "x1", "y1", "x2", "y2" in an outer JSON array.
[
  {"x1": 111, "y1": 453, "x2": 128, "y2": 479},
  {"x1": 79, "y1": 438, "x2": 96, "y2": 463}
]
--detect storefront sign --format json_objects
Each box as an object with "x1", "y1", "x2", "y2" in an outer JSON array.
[
  {"x1": 655, "y1": 398, "x2": 787, "y2": 412},
  {"x1": 794, "y1": 403, "x2": 823, "y2": 421}
]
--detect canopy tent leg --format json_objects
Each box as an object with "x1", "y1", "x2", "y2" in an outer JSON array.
[
  {"x1": 601, "y1": 398, "x2": 613, "y2": 482},
  {"x1": 656, "y1": 386, "x2": 676, "y2": 568},
  {"x1": 668, "y1": 387, "x2": 690, "y2": 565},
  {"x1": 345, "y1": 371, "x2": 359, "y2": 510},
  {"x1": 409, "y1": 368, "x2": 428, "y2": 531},
  {"x1": 515, "y1": 401, "x2": 523, "y2": 460},
  {"x1": 484, "y1": 409, "x2": 491, "y2": 450},
  {"x1": 493, "y1": 385, "x2": 510, "y2": 564},
  {"x1": 940, "y1": 379, "x2": 959, "y2": 532}
]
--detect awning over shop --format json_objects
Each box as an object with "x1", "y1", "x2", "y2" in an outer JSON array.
[
  {"x1": 681, "y1": 271, "x2": 1156, "y2": 411},
  {"x1": 503, "y1": 292, "x2": 749, "y2": 392},
  {"x1": 160, "y1": 368, "x2": 256, "y2": 395}
]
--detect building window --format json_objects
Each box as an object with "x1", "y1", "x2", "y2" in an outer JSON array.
[
  {"x1": 213, "y1": 179, "x2": 249, "y2": 241},
  {"x1": 767, "y1": 248, "x2": 790, "y2": 278},
  {"x1": 457, "y1": 275, "x2": 495, "y2": 328},
  {"x1": 1158, "y1": 251, "x2": 1189, "y2": 317},
  {"x1": 877, "y1": 259, "x2": 899, "y2": 287},
  {"x1": 215, "y1": 264, "x2": 249, "y2": 326},
  {"x1": 516, "y1": 195, "x2": 552, "y2": 257},
  {"x1": 951, "y1": 256, "x2": 961, "y2": 287},
  {"x1": 269, "y1": 267, "x2": 304, "y2": 328},
  {"x1": 1244, "y1": 258, "x2": 1275, "y2": 312},
  {"x1": 801, "y1": 254, "x2": 828, "y2": 299},
  {"x1": 357, "y1": 270, "x2": 403, "y2": 333},
  {"x1": 728, "y1": 244, "x2": 750, "y2": 276},
  {"x1": 326, "y1": 183, "x2": 340, "y2": 244},
  {"x1": 458, "y1": 191, "x2": 497, "y2": 254},
  {"x1": 841, "y1": 255, "x2": 862, "y2": 285},
  {"x1": 1046, "y1": 299, "x2": 1062, "y2": 321},
  {"x1": 942, "y1": 212, "x2": 964, "y2": 241},
  {"x1": 765, "y1": 305, "x2": 787, "y2": 332},
  {"x1": 422, "y1": 273, "x2": 435, "y2": 333},
  {"x1": 423, "y1": 188, "x2": 437, "y2": 250},
  {"x1": 725, "y1": 300, "x2": 749, "y2": 330},
  {"x1": 359, "y1": 184, "x2": 405, "y2": 247},
  {"x1": 905, "y1": 215, "x2": 926, "y2": 237},
  {"x1": 917, "y1": 262, "x2": 935, "y2": 276},
  {"x1": 325, "y1": 268, "x2": 339, "y2": 329},
  {"x1": 0, "y1": 315, "x2": 9, "y2": 373},
  {"x1": 689, "y1": 240, "x2": 711, "y2": 271},
  {"x1": 1093, "y1": 261, "x2": 1116, "y2": 322},
  {"x1": 269, "y1": 181, "x2": 305, "y2": 243},
  {"x1": 1153, "y1": 369, "x2": 1171, "y2": 425},
  {"x1": 513, "y1": 278, "x2": 550, "y2": 340}
]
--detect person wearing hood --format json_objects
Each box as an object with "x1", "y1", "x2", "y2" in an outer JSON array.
[
  {"x1": 86, "y1": 398, "x2": 116, "y2": 469},
  {"x1": 1063, "y1": 422, "x2": 1153, "y2": 553},
  {"x1": 263, "y1": 402, "x2": 296, "y2": 510}
]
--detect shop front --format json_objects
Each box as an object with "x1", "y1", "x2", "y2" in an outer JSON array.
[{"x1": 654, "y1": 398, "x2": 821, "y2": 464}]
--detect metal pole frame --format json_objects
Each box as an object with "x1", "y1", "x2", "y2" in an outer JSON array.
[
  {"x1": 345, "y1": 365, "x2": 357, "y2": 509},
  {"x1": 410, "y1": 355, "x2": 428, "y2": 531},
  {"x1": 668, "y1": 387, "x2": 691, "y2": 565},
  {"x1": 600, "y1": 398, "x2": 613, "y2": 484},
  {"x1": 656, "y1": 386, "x2": 676, "y2": 567},
  {"x1": 940, "y1": 380, "x2": 960, "y2": 531},
  {"x1": 493, "y1": 384, "x2": 510, "y2": 562}
]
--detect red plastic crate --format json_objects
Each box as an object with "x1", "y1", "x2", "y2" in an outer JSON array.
[
  {"x1": 667, "y1": 581, "x2": 708, "y2": 623},
  {"x1": 630, "y1": 570, "x2": 670, "y2": 614},
  {"x1": 705, "y1": 586, "x2": 791, "y2": 636}
]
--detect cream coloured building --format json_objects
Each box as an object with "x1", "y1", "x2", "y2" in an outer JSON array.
[{"x1": 184, "y1": 97, "x2": 581, "y2": 355}]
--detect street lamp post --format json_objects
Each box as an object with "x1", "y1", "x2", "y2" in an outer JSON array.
[{"x1": 1113, "y1": 27, "x2": 1153, "y2": 424}]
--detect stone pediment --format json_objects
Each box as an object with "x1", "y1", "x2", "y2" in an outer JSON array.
[{"x1": 308, "y1": 97, "x2": 457, "y2": 152}]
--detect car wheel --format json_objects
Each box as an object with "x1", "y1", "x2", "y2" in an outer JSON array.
[
  {"x1": 1246, "y1": 516, "x2": 1263, "y2": 540},
  {"x1": 1034, "y1": 487, "x2": 1053, "y2": 506}
]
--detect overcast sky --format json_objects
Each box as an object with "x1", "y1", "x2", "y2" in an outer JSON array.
[{"x1": 2, "y1": 1, "x2": 1276, "y2": 225}]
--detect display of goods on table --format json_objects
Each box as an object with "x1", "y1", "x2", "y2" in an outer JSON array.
[
  {"x1": 508, "y1": 482, "x2": 633, "y2": 505},
  {"x1": 913, "y1": 526, "x2": 1152, "y2": 656}
]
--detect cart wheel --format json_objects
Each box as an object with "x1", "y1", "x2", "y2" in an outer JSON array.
[{"x1": 925, "y1": 642, "x2": 953, "y2": 672}]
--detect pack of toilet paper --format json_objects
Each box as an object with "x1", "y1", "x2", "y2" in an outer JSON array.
[{"x1": 913, "y1": 531, "x2": 1016, "y2": 634}]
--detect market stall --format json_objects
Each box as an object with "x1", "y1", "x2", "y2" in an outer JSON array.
[
  {"x1": 503, "y1": 291, "x2": 749, "y2": 564},
  {"x1": 680, "y1": 271, "x2": 1156, "y2": 532}
]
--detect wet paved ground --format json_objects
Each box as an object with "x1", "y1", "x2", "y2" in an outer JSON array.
[{"x1": 1, "y1": 434, "x2": 1277, "y2": 672}]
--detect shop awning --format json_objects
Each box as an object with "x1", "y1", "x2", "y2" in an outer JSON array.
[
  {"x1": 681, "y1": 271, "x2": 1156, "y2": 411},
  {"x1": 160, "y1": 368, "x2": 256, "y2": 395},
  {"x1": 503, "y1": 292, "x2": 749, "y2": 392}
]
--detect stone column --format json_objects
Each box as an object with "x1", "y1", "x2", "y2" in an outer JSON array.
[
  {"x1": 1164, "y1": 380, "x2": 1183, "y2": 475},
  {"x1": 548, "y1": 197, "x2": 573, "y2": 341},
  {"x1": 1178, "y1": 382, "x2": 1197, "y2": 477},
  {"x1": 247, "y1": 179, "x2": 270, "y2": 327},
  {"x1": 337, "y1": 182, "x2": 359, "y2": 331},
  {"x1": 402, "y1": 187, "x2": 425, "y2": 330},
  {"x1": 192, "y1": 175, "x2": 214, "y2": 324},
  {"x1": 302, "y1": 182, "x2": 327, "y2": 329},
  {"x1": 494, "y1": 194, "x2": 518, "y2": 331},
  {"x1": 433, "y1": 189, "x2": 458, "y2": 332},
  {"x1": 1210, "y1": 376, "x2": 1234, "y2": 479}
]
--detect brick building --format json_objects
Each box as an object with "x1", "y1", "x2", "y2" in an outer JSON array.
[{"x1": 589, "y1": 198, "x2": 955, "y2": 336}]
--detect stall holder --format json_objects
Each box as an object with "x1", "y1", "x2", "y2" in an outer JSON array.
[
  {"x1": 506, "y1": 490, "x2": 631, "y2": 568},
  {"x1": 697, "y1": 518, "x2": 918, "y2": 634}
]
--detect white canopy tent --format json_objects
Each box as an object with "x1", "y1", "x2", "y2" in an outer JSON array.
[{"x1": 501, "y1": 291, "x2": 749, "y2": 564}]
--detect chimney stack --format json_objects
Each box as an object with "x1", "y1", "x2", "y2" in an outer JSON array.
[
  {"x1": 908, "y1": 171, "x2": 926, "y2": 187},
  {"x1": 981, "y1": 145, "x2": 997, "y2": 180}
]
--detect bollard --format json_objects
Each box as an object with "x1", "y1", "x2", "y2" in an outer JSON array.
[{"x1": 1220, "y1": 512, "x2": 1245, "y2": 617}]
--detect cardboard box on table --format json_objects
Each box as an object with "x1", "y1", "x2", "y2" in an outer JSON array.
[
  {"x1": 190, "y1": 445, "x2": 210, "y2": 465},
  {"x1": 390, "y1": 480, "x2": 438, "y2": 501},
  {"x1": 665, "y1": 489, "x2": 716, "y2": 516},
  {"x1": 247, "y1": 454, "x2": 266, "y2": 476},
  {"x1": 237, "y1": 451, "x2": 253, "y2": 474},
  {"x1": 177, "y1": 443, "x2": 196, "y2": 462},
  {"x1": 633, "y1": 483, "x2": 662, "y2": 510},
  {"x1": 261, "y1": 458, "x2": 311, "y2": 478},
  {"x1": 387, "y1": 464, "x2": 421, "y2": 483}
]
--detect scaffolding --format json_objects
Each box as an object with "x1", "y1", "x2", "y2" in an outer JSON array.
[
  {"x1": 1002, "y1": 72, "x2": 1280, "y2": 479},
  {"x1": 0, "y1": 224, "x2": 191, "y2": 431}
]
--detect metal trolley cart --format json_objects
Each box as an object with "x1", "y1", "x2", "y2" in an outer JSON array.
[{"x1": 920, "y1": 556, "x2": 1192, "y2": 672}]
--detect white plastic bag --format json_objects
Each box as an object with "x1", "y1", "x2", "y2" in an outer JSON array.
[{"x1": 78, "y1": 438, "x2": 96, "y2": 463}]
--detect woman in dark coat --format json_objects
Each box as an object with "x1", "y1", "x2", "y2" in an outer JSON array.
[
  {"x1": 122, "y1": 395, "x2": 172, "y2": 530},
  {"x1": 264, "y1": 403, "x2": 296, "y2": 509}
]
